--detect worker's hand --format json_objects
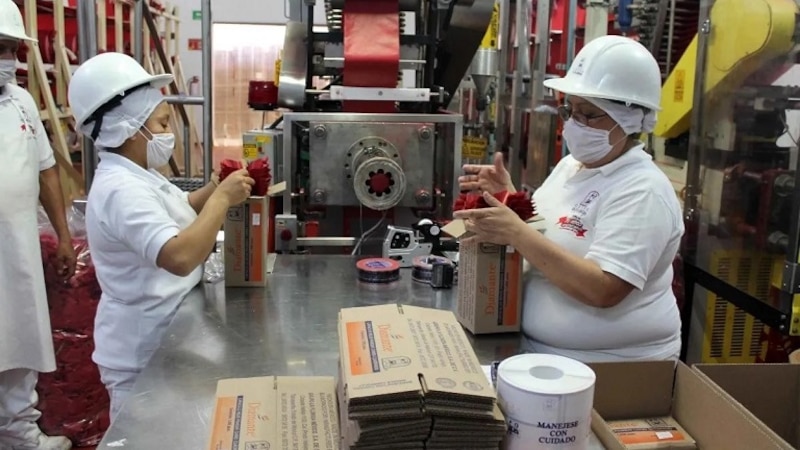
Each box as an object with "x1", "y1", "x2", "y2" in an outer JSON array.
[
  {"x1": 213, "y1": 168, "x2": 254, "y2": 207},
  {"x1": 55, "y1": 239, "x2": 77, "y2": 280},
  {"x1": 210, "y1": 171, "x2": 220, "y2": 188},
  {"x1": 452, "y1": 191, "x2": 526, "y2": 246},
  {"x1": 459, "y1": 152, "x2": 514, "y2": 194}
]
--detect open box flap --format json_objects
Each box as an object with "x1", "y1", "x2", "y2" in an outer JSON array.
[{"x1": 442, "y1": 216, "x2": 547, "y2": 239}]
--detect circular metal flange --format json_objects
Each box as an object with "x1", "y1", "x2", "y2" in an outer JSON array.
[
  {"x1": 353, "y1": 157, "x2": 407, "y2": 211},
  {"x1": 346, "y1": 137, "x2": 401, "y2": 178}
]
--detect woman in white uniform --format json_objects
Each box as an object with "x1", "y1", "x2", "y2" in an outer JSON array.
[
  {"x1": 68, "y1": 52, "x2": 254, "y2": 420},
  {"x1": 455, "y1": 35, "x2": 684, "y2": 363}
]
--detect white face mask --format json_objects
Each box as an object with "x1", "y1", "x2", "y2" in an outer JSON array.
[
  {"x1": 562, "y1": 118, "x2": 626, "y2": 164},
  {"x1": 0, "y1": 59, "x2": 16, "y2": 86},
  {"x1": 141, "y1": 130, "x2": 175, "y2": 169}
]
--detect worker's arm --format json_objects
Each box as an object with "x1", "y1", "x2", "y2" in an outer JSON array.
[
  {"x1": 31, "y1": 96, "x2": 76, "y2": 279},
  {"x1": 156, "y1": 195, "x2": 229, "y2": 276},
  {"x1": 39, "y1": 167, "x2": 70, "y2": 241},
  {"x1": 512, "y1": 225, "x2": 634, "y2": 308},
  {"x1": 513, "y1": 188, "x2": 676, "y2": 308},
  {"x1": 187, "y1": 173, "x2": 219, "y2": 213},
  {"x1": 108, "y1": 169, "x2": 252, "y2": 277}
]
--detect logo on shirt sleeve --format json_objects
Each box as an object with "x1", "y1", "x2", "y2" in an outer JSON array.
[{"x1": 557, "y1": 215, "x2": 588, "y2": 238}]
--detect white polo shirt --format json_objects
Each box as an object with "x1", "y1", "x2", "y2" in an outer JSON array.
[
  {"x1": 86, "y1": 152, "x2": 202, "y2": 372},
  {"x1": 522, "y1": 145, "x2": 684, "y2": 362},
  {"x1": 0, "y1": 84, "x2": 56, "y2": 171}
]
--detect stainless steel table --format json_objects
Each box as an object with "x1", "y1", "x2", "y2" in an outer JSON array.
[{"x1": 97, "y1": 255, "x2": 523, "y2": 449}]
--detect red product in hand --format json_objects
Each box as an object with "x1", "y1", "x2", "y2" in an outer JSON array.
[
  {"x1": 218, "y1": 158, "x2": 273, "y2": 196},
  {"x1": 218, "y1": 159, "x2": 244, "y2": 182},
  {"x1": 453, "y1": 190, "x2": 536, "y2": 221},
  {"x1": 247, "y1": 157, "x2": 272, "y2": 196}
]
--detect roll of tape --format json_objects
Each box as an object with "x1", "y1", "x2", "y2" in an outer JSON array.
[
  {"x1": 356, "y1": 258, "x2": 402, "y2": 284},
  {"x1": 411, "y1": 255, "x2": 453, "y2": 284},
  {"x1": 497, "y1": 354, "x2": 596, "y2": 450}
]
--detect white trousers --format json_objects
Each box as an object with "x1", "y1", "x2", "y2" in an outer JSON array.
[
  {"x1": 98, "y1": 367, "x2": 139, "y2": 422},
  {"x1": 0, "y1": 369, "x2": 42, "y2": 448}
]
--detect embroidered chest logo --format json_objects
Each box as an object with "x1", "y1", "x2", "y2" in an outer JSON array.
[
  {"x1": 572, "y1": 190, "x2": 600, "y2": 216},
  {"x1": 558, "y1": 191, "x2": 599, "y2": 238},
  {"x1": 12, "y1": 96, "x2": 36, "y2": 138}
]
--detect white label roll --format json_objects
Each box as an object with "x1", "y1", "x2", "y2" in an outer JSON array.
[{"x1": 497, "y1": 354, "x2": 596, "y2": 450}]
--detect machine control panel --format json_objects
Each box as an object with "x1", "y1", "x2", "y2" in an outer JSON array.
[{"x1": 275, "y1": 214, "x2": 299, "y2": 253}]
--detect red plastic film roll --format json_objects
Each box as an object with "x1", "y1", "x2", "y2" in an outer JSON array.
[{"x1": 343, "y1": 0, "x2": 400, "y2": 113}]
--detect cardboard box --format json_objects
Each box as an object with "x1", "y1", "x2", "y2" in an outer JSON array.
[
  {"x1": 207, "y1": 376, "x2": 339, "y2": 450},
  {"x1": 694, "y1": 363, "x2": 799, "y2": 449},
  {"x1": 223, "y1": 182, "x2": 284, "y2": 287},
  {"x1": 337, "y1": 304, "x2": 506, "y2": 449},
  {"x1": 338, "y1": 304, "x2": 495, "y2": 407},
  {"x1": 443, "y1": 218, "x2": 545, "y2": 335},
  {"x1": 589, "y1": 361, "x2": 793, "y2": 450}
]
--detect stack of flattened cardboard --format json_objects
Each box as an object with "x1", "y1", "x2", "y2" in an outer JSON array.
[
  {"x1": 338, "y1": 304, "x2": 506, "y2": 449},
  {"x1": 207, "y1": 376, "x2": 339, "y2": 450}
]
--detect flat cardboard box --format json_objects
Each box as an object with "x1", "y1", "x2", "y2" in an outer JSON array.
[
  {"x1": 443, "y1": 217, "x2": 545, "y2": 335},
  {"x1": 223, "y1": 182, "x2": 284, "y2": 287},
  {"x1": 694, "y1": 363, "x2": 799, "y2": 449},
  {"x1": 206, "y1": 376, "x2": 339, "y2": 450},
  {"x1": 589, "y1": 361, "x2": 793, "y2": 450},
  {"x1": 338, "y1": 304, "x2": 496, "y2": 408}
]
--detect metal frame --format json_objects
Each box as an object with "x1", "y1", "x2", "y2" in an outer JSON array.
[{"x1": 280, "y1": 112, "x2": 464, "y2": 216}]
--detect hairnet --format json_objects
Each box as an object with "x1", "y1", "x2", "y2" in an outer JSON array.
[
  {"x1": 79, "y1": 86, "x2": 165, "y2": 151},
  {"x1": 585, "y1": 97, "x2": 657, "y2": 134}
]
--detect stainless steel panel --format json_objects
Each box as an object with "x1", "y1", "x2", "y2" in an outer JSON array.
[
  {"x1": 435, "y1": 0, "x2": 495, "y2": 104},
  {"x1": 278, "y1": 21, "x2": 308, "y2": 109},
  {"x1": 97, "y1": 255, "x2": 521, "y2": 450},
  {"x1": 308, "y1": 121, "x2": 436, "y2": 208}
]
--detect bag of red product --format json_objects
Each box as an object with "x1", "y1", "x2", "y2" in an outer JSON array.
[
  {"x1": 38, "y1": 207, "x2": 109, "y2": 447},
  {"x1": 453, "y1": 190, "x2": 536, "y2": 221}
]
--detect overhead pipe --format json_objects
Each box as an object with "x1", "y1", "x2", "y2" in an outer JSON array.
[
  {"x1": 133, "y1": 0, "x2": 144, "y2": 63},
  {"x1": 77, "y1": 0, "x2": 98, "y2": 191},
  {"x1": 202, "y1": 0, "x2": 212, "y2": 183}
]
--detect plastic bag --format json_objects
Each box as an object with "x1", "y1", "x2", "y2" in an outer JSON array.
[
  {"x1": 37, "y1": 206, "x2": 109, "y2": 447},
  {"x1": 204, "y1": 251, "x2": 224, "y2": 283}
]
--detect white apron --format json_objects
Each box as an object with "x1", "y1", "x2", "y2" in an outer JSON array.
[{"x1": 0, "y1": 96, "x2": 56, "y2": 374}]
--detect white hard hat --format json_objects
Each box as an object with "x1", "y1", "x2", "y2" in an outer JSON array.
[
  {"x1": 544, "y1": 35, "x2": 662, "y2": 111},
  {"x1": 69, "y1": 52, "x2": 173, "y2": 131},
  {"x1": 0, "y1": 0, "x2": 35, "y2": 42}
]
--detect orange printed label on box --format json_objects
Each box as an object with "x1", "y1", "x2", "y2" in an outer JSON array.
[
  {"x1": 208, "y1": 396, "x2": 242, "y2": 450},
  {"x1": 616, "y1": 429, "x2": 687, "y2": 444},
  {"x1": 346, "y1": 321, "x2": 378, "y2": 376}
]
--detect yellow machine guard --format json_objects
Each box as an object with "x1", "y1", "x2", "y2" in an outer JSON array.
[{"x1": 654, "y1": 0, "x2": 798, "y2": 138}]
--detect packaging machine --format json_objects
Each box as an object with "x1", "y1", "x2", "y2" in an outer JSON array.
[{"x1": 246, "y1": 0, "x2": 500, "y2": 254}]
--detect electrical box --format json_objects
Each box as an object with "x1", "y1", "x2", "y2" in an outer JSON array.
[
  {"x1": 275, "y1": 214, "x2": 298, "y2": 252},
  {"x1": 243, "y1": 129, "x2": 284, "y2": 184}
]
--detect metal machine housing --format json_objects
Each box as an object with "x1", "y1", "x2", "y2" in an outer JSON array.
[{"x1": 281, "y1": 112, "x2": 463, "y2": 219}]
